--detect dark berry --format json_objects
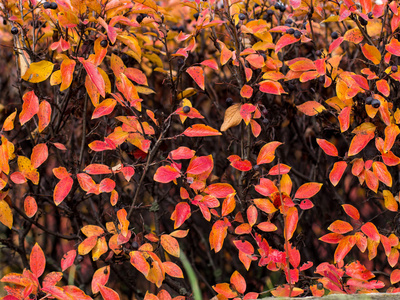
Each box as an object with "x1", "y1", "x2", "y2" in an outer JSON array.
[
  {"x1": 331, "y1": 31, "x2": 339, "y2": 39},
  {"x1": 11, "y1": 27, "x2": 18, "y2": 35},
  {"x1": 194, "y1": 12, "x2": 199, "y2": 20},
  {"x1": 239, "y1": 13, "x2": 246, "y2": 21},
  {"x1": 171, "y1": 25, "x2": 178, "y2": 31},
  {"x1": 131, "y1": 241, "x2": 139, "y2": 249},
  {"x1": 100, "y1": 40, "x2": 108, "y2": 48},
  {"x1": 317, "y1": 282, "x2": 323, "y2": 290},
  {"x1": 274, "y1": 2, "x2": 280, "y2": 9},
  {"x1": 136, "y1": 14, "x2": 144, "y2": 23},
  {"x1": 286, "y1": 28, "x2": 295, "y2": 34},
  {"x1": 183, "y1": 106, "x2": 191, "y2": 113},
  {"x1": 294, "y1": 30, "x2": 302, "y2": 39},
  {"x1": 318, "y1": 75, "x2": 325, "y2": 83},
  {"x1": 279, "y1": 4, "x2": 286, "y2": 12},
  {"x1": 302, "y1": 21, "x2": 307, "y2": 29},
  {"x1": 121, "y1": 53, "x2": 129, "y2": 63},
  {"x1": 285, "y1": 18, "x2": 293, "y2": 25},
  {"x1": 368, "y1": 12, "x2": 373, "y2": 19},
  {"x1": 392, "y1": 65, "x2": 398, "y2": 73},
  {"x1": 43, "y1": 1, "x2": 51, "y2": 8},
  {"x1": 254, "y1": 3, "x2": 259, "y2": 8},
  {"x1": 260, "y1": 53, "x2": 267, "y2": 60},
  {"x1": 359, "y1": 16, "x2": 368, "y2": 26},
  {"x1": 75, "y1": 255, "x2": 84, "y2": 264},
  {"x1": 226, "y1": 97, "x2": 233, "y2": 106},
  {"x1": 50, "y1": 2, "x2": 58, "y2": 9},
  {"x1": 253, "y1": 165, "x2": 260, "y2": 171},
  {"x1": 267, "y1": 9, "x2": 274, "y2": 15},
  {"x1": 262, "y1": 118, "x2": 269, "y2": 124},
  {"x1": 316, "y1": 50, "x2": 322, "y2": 57},
  {"x1": 177, "y1": 58, "x2": 184, "y2": 66},
  {"x1": 371, "y1": 98, "x2": 381, "y2": 108},
  {"x1": 365, "y1": 96, "x2": 373, "y2": 105},
  {"x1": 178, "y1": 26, "x2": 185, "y2": 32}
]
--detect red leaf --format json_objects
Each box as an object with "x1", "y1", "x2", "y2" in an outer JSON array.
[
  {"x1": 329, "y1": 161, "x2": 347, "y2": 186},
  {"x1": 221, "y1": 193, "x2": 236, "y2": 216},
  {"x1": 384, "y1": 124, "x2": 400, "y2": 152},
  {"x1": 342, "y1": 204, "x2": 360, "y2": 220},
  {"x1": 79, "y1": 58, "x2": 106, "y2": 97},
  {"x1": 275, "y1": 34, "x2": 300, "y2": 52},
  {"x1": 186, "y1": 66, "x2": 205, "y2": 90},
  {"x1": 240, "y1": 84, "x2": 253, "y2": 98},
  {"x1": 338, "y1": 106, "x2": 351, "y2": 132},
  {"x1": 169, "y1": 147, "x2": 195, "y2": 160},
  {"x1": 372, "y1": 161, "x2": 392, "y2": 187},
  {"x1": 61, "y1": 250, "x2": 76, "y2": 272},
  {"x1": 286, "y1": 207, "x2": 298, "y2": 240},
  {"x1": 200, "y1": 59, "x2": 218, "y2": 70},
  {"x1": 376, "y1": 79, "x2": 390, "y2": 97},
  {"x1": 334, "y1": 235, "x2": 356, "y2": 263},
  {"x1": 316, "y1": 139, "x2": 338, "y2": 156},
  {"x1": 319, "y1": 233, "x2": 344, "y2": 244},
  {"x1": 171, "y1": 202, "x2": 191, "y2": 229},
  {"x1": 182, "y1": 124, "x2": 221, "y2": 137},
  {"x1": 92, "y1": 266, "x2": 110, "y2": 294},
  {"x1": 299, "y1": 199, "x2": 314, "y2": 210},
  {"x1": 187, "y1": 156, "x2": 213, "y2": 175},
  {"x1": 256, "y1": 141, "x2": 282, "y2": 165},
  {"x1": 259, "y1": 80, "x2": 285, "y2": 95},
  {"x1": 365, "y1": 169, "x2": 379, "y2": 193},
  {"x1": 92, "y1": 98, "x2": 117, "y2": 119},
  {"x1": 294, "y1": 182, "x2": 322, "y2": 199},
  {"x1": 30, "y1": 243, "x2": 45, "y2": 278},
  {"x1": 154, "y1": 165, "x2": 181, "y2": 183},
  {"x1": 361, "y1": 222, "x2": 380, "y2": 242},
  {"x1": 99, "y1": 178, "x2": 116, "y2": 193},
  {"x1": 31, "y1": 143, "x2": 48, "y2": 169},
  {"x1": 348, "y1": 124, "x2": 376, "y2": 156},
  {"x1": 328, "y1": 220, "x2": 354, "y2": 234},
  {"x1": 268, "y1": 163, "x2": 291, "y2": 175},
  {"x1": 54, "y1": 176, "x2": 73, "y2": 205},
  {"x1": 233, "y1": 240, "x2": 255, "y2": 254},
  {"x1": 255, "y1": 178, "x2": 278, "y2": 197},
  {"x1": 240, "y1": 104, "x2": 256, "y2": 125},
  {"x1": 228, "y1": 155, "x2": 252, "y2": 172},
  {"x1": 19, "y1": 91, "x2": 39, "y2": 126},
  {"x1": 386, "y1": 38, "x2": 400, "y2": 56}
]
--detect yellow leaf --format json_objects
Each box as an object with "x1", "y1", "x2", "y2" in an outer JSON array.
[
  {"x1": 0, "y1": 199, "x2": 13, "y2": 229},
  {"x1": 22, "y1": 61, "x2": 54, "y2": 83}
]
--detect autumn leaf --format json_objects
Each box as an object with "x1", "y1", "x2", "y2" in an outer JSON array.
[
  {"x1": 220, "y1": 103, "x2": 242, "y2": 131},
  {"x1": 30, "y1": 243, "x2": 46, "y2": 278},
  {"x1": 160, "y1": 234, "x2": 180, "y2": 257},
  {"x1": 20, "y1": 91, "x2": 39, "y2": 126},
  {"x1": 24, "y1": 196, "x2": 38, "y2": 218},
  {"x1": 329, "y1": 161, "x2": 347, "y2": 186},
  {"x1": 297, "y1": 101, "x2": 326, "y2": 116},
  {"x1": 183, "y1": 124, "x2": 221, "y2": 137},
  {"x1": 294, "y1": 182, "x2": 322, "y2": 199},
  {"x1": 316, "y1": 139, "x2": 339, "y2": 156},
  {"x1": 186, "y1": 66, "x2": 205, "y2": 90},
  {"x1": 153, "y1": 165, "x2": 181, "y2": 183},
  {"x1": 22, "y1": 60, "x2": 54, "y2": 83},
  {"x1": 61, "y1": 250, "x2": 76, "y2": 272},
  {"x1": 0, "y1": 200, "x2": 13, "y2": 229},
  {"x1": 38, "y1": 101, "x2": 52, "y2": 132},
  {"x1": 91, "y1": 266, "x2": 110, "y2": 294},
  {"x1": 256, "y1": 141, "x2": 282, "y2": 165}
]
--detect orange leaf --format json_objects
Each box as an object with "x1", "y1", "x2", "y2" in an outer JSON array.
[
  {"x1": 60, "y1": 58, "x2": 76, "y2": 91},
  {"x1": 334, "y1": 235, "x2": 355, "y2": 263},
  {"x1": 187, "y1": 156, "x2": 213, "y2": 175},
  {"x1": 2, "y1": 109, "x2": 17, "y2": 131},
  {"x1": 98, "y1": 285, "x2": 120, "y2": 300},
  {"x1": 383, "y1": 190, "x2": 398, "y2": 212},
  {"x1": 328, "y1": 220, "x2": 354, "y2": 234},
  {"x1": 99, "y1": 178, "x2": 116, "y2": 193},
  {"x1": 19, "y1": 91, "x2": 39, "y2": 126},
  {"x1": 130, "y1": 251, "x2": 150, "y2": 277},
  {"x1": 209, "y1": 219, "x2": 229, "y2": 253},
  {"x1": 221, "y1": 193, "x2": 236, "y2": 216},
  {"x1": 240, "y1": 84, "x2": 253, "y2": 98},
  {"x1": 84, "y1": 164, "x2": 112, "y2": 175},
  {"x1": 92, "y1": 98, "x2": 117, "y2": 119},
  {"x1": 230, "y1": 271, "x2": 246, "y2": 294},
  {"x1": 362, "y1": 43, "x2": 381, "y2": 64},
  {"x1": 255, "y1": 178, "x2": 278, "y2": 197},
  {"x1": 343, "y1": 28, "x2": 364, "y2": 44},
  {"x1": 271, "y1": 285, "x2": 303, "y2": 297},
  {"x1": 253, "y1": 198, "x2": 277, "y2": 214},
  {"x1": 361, "y1": 222, "x2": 380, "y2": 242},
  {"x1": 213, "y1": 283, "x2": 238, "y2": 298},
  {"x1": 338, "y1": 106, "x2": 351, "y2": 132},
  {"x1": 319, "y1": 233, "x2": 344, "y2": 244},
  {"x1": 246, "y1": 54, "x2": 264, "y2": 68},
  {"x1": 163, "y1": 262, "x2": 184, "y2": 278},
  {"x1": 384, "y1": 124, "x2": 400, "y2": 152},
  {"x1": 294, "y1": 182, "x2": 322, "y2": 199},
  {"x1": 205, "y1": 183, "x2": 236, "y2": 198},
  {"x1": 38, "y1": 100, "x2": 51, "y2": 132},
  {"x1": 183, "y1": 124, "x2": 221, "y2": 137},
  {"x1": 329, "y1": 161, "x2": 347, "y2": 186},
  {"x1": 386, "y1": 38, "x2": 400, "y2": 56},
  {"x1": 256, "y1": 141, "x2": 282, "y2": 165},
  {"x1": 160, "y1": 234, "x2": 180, "y2": 257},
  {"x1": 348, "y1": 123, "x2": 376, "y2": 156},
  {"x1": 259, "y1": 80, "x2": 285, "y2": 95},
  {"x1": 30, "y1": 243, "x2": 46, "y2": 278},
  {"x1": 316, "y1": 139, "x2": 338, "y2": 156},
  {"x1": 372, "y1": 161, "x2": 392, "y2": 187},
  {"x1": 297, "y1": 101, "x2": 326, "y2": 116},
  {"x1": 365, "y1": 169, "x2": 379, "y2": 192},
  {"x1": 391, "y1": 269, "x2": 400, "y2": 284},
  {"x1": 376, "y1": 79, "x2": 390, "y2": 97},
  {"x1": 186, "y1": 66, "x2": 205, "y2": 90},
  {"x1": 342, "y1": 204, "x2": 360, "y2": 220},
  {"x1": 24, "y1": 196, "x2": 37, "y2": 218}
]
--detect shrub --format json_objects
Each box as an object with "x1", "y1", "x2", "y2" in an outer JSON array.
[{"x1": 1, "y1": 0, "x2": 400, "y2": 299}]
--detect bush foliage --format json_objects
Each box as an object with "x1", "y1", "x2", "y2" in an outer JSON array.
[{"x1": 1, "y1": 0, "x2": 400, "y2": 299}]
